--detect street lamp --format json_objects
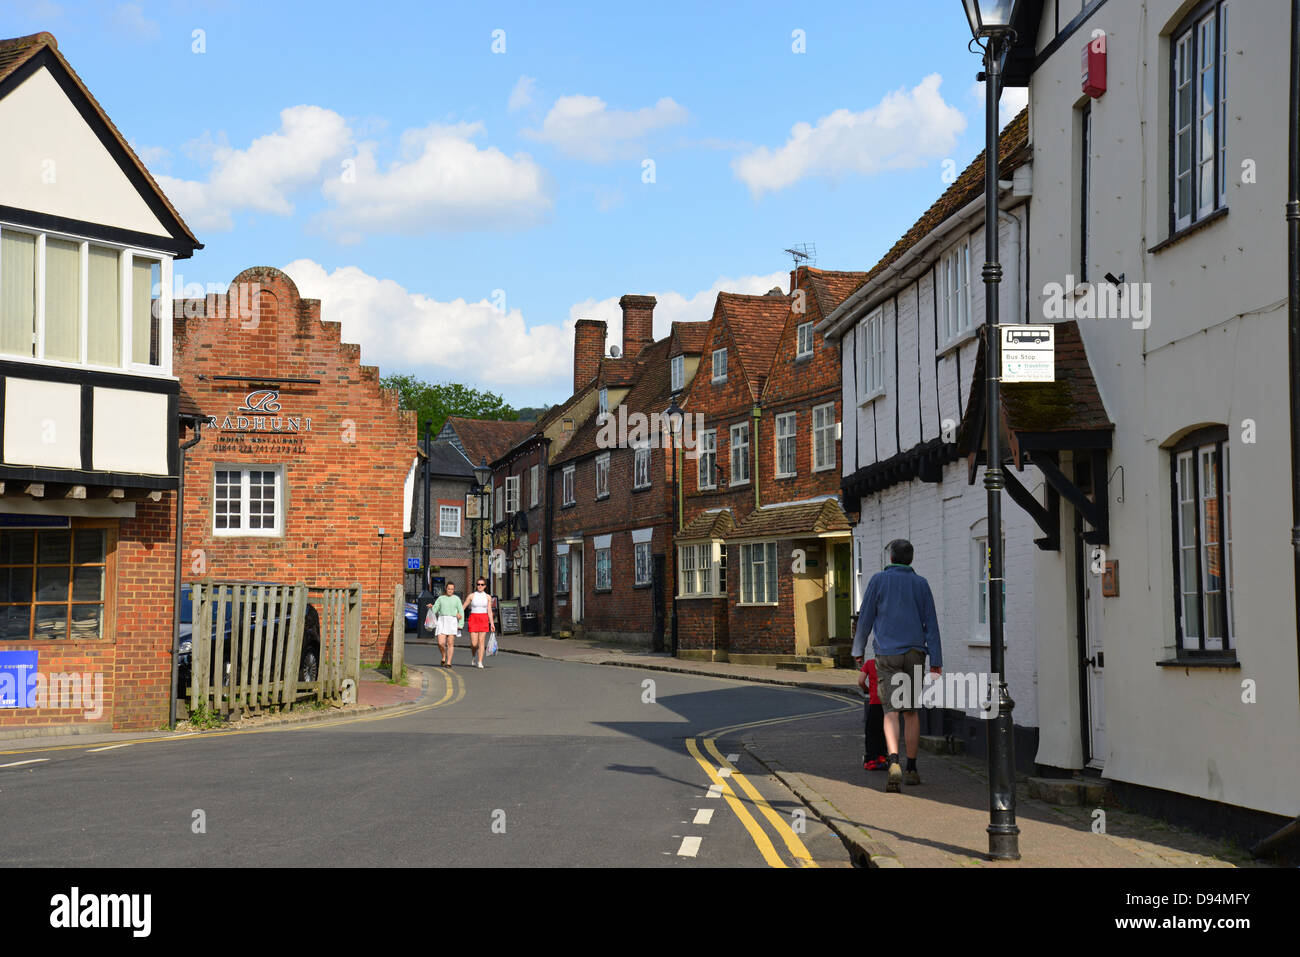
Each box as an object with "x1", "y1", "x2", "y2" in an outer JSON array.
[
  {"x1": 665, "y1": 397, "x2": 684, "y2": 656},
  {"x1": 962, "y1": 0, "x2": 1022, "y2": 862},
  {"x1": 474, "y1": 456, "x2": 491, "y2": 585}
]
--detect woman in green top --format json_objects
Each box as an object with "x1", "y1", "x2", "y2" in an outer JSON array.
[{"x1": 431, "y1": 582, "x2": 465, "y2": 667}]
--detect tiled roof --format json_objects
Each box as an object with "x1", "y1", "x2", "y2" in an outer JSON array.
[
  {"x1": 599, "y1": 357, "x2": 638, "y2": 387},
  {"x1": 678, "y1": 509, "x2": 734, "y2": 541},
  {"x1": 670, "y1": 321, "x2": 709, "y2": 356},
  {"x1": 177, "y1": 388, "x2": 204, "y2": 419},
  {"x1": 837, "y1": 109, "x2": 1030, "y2": 309},
  {"x1": 0, "y1": 32, "x2": 201, "y2": 251},
  {"x1": 956, "y1": 320, "x2": 1113, "y2": 456},
  {"x1": 716, "y1": 292, "x2": 789, "y2": 400},
  {"x1": 422, "y1": 439, "x2": 476, "y2": 479},
  {"x1": 802, "y1": 267, "x2": 871, "y2": 318},
  {"x1": 727, "y1": 498, "x2": 851, "y2": 540},
  {"x1": 443, "y1": 417, "x2": 535, "y2": 468}
]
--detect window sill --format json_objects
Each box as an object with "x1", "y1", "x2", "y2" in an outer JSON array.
[
  {"x1": 632, "y1": 483, "x2": 652, "y2": 493},
  {"x1": 812, "y1": 464, "x2": 835, "y2": 474},
  {"x1": 858, "y1": 388, "x2": 885, "y2": 407},
  {"x1": 729, "y1": 479, "x2": 750, "y2": 488},
  {"x1": 560, "y1": 502, "x2": 575, "y2": 509},
  {"x1": 633, "y1": 582, "x2": 652, "y2": 590},
  {"x1": 936, "y1": 326, "x2": 979, "y2": 359},
  {"x1": 1148, "y1": 206, "x2": 1229, "y2": 255},
  {"x1": 594, "y1": 587, "x2": 613, "y2": 594},
  {"x1": 698, "y1": 485, "x2": 718, "y2": 493},
  {"x1": 712, "y1": 377, "x2": 727, "y2": 385},
  {"x1": 738, "y1": 601, "x2": 779, "y2": 608},
  {"x1": 595, "y1": 493, "x2": 609, "y2": 501},
  {"x1": 1155, "y1": 655, "x2": 1240, "y2": 669},
  {"x1": 773, "y1": 473, "x2": 797, "y2": 481},
  {"x1": 677, "y1": 593, "x2": 722, "y2": 600},
  {"x1": 794, "y1": 353, "x2": 813, "y2": 363}
]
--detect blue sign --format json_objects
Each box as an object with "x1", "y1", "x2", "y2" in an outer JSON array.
[
  {"x1": 406, "y1": 557, "x2": 421, "y2": 570},
  {"x1": 0, "y1": 514, "x2": 69, "y2": 529},
  {"x1": 0, "y1": 651, "x2": 38, "y2": 708}
]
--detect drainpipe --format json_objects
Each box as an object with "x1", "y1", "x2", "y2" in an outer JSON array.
[
  {"x1": 168, "y1": 417, "x2": 204, "y2": 729},
  {"x1": 1288, "y1": 0, "x2": 1300, "y2": 719},
  {"x1": 998, "y1": 207, "x2": 1021, "y2": 326},
  {"x1": 751, "y1": 403, "x2": 762, "y2": 509}
]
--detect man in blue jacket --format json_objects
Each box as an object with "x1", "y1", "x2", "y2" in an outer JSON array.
[{"x1": 852, "y1": 539, "x2": 942, "y2": 792}]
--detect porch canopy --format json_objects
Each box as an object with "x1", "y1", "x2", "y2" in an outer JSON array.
[
  {"x1": 725, "y1": 498, "x2": 851, "y2": 542},
  {"x1": 956, "y1": 321, "x2": 1114, "y2": 550}
]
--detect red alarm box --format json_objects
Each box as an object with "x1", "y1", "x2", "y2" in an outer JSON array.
[{"x1": 1082, "y1": 30, "x2": 1106, "y2": 97}]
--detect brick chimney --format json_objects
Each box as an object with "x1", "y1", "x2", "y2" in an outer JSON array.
[
  {"x1": 574, "y1": 319, "x2": 607, "y2": 392},
  {"x1": 619, "y1": 294, "x2": 656, "y2": 360}
]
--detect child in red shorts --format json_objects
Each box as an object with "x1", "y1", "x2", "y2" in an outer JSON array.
[{"x1": 859, "y1": 657, "x2": 888, "y2": 771}]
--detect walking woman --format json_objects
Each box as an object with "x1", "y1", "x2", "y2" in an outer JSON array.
[
  {"x1": 465, "y1": 577, "x2": 496, "y2": 669},
  {"x1": 431, "y1": 581, "x2": 465, "y2": 667}
]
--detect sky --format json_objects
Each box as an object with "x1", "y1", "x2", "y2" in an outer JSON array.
[{"x1": 5, "y1": 0, "x2": 1027, "y2": 407}]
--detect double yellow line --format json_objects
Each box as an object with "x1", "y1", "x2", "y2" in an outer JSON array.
[{"x1": 685, "y1": 692, "x2": 859, "y2": 869}]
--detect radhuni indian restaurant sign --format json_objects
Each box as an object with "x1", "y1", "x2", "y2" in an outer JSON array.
[{"x1": 206, "y1": 390, "x2": 313, "y2": 455}]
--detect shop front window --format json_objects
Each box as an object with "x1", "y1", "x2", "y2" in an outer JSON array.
[{"x1": 0, "y1": 526, "x2": 108, "y2": 641}]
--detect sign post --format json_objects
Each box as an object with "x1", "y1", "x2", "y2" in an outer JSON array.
[{"x1": 1000, "y1": 326, "x2": 1055, "y2": 383}]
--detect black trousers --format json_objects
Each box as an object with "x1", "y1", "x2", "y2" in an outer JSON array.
[{"x1": 863, "y1": 702, "x2": 887, "y2": 760}]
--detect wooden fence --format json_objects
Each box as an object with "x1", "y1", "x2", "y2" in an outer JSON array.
[{"x1": 186, "y1": 581, "x2": 361, "y2": 717}]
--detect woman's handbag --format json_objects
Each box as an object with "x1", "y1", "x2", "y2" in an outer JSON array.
[{"x1": 487, "y1": 631, "x2": 498, "y2": 656}]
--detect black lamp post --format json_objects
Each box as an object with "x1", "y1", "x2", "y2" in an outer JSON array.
[
  {"x1": 665, "y1": 397, "x2": 684, "y2": 656},
  {"x1": 962, "y1": 0, "x2": 1021, "y2": 862},
  {"x1": 422, "y1": 419, "x2": 432, "y2": 591},
  {"x1": 474, "y1": 457, "x2": 492, "y2": 585}
]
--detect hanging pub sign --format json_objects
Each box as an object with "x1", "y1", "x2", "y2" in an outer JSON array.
[{"x1": 1001, "y1": 326, "x2": 1055, "y2": 383}]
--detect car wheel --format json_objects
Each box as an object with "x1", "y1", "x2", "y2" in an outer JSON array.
[{"x1": 299, "y1": 643, "x2": 320, "y2": 683}]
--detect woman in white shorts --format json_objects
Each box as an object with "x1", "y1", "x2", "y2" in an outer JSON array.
[{"x1": 430, "y1": 581, "x2": 465, "y2": 667}]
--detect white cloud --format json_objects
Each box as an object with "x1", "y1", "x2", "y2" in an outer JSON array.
[
  {"x1": 111, "y1": 2, "x2": 159, "y2": 40},
  {"x1": 523, "y1": 94, "x2": 689, "y2": 161},
  {"x1": 278, "y1": 262, "x2": 791, "y2": 400},
  {"x1": 318, "y1": 121, "x2": 550, "y2": 237},
  {"x1": 156, "y1": 105, "x2": 351, "y2": 231},
  {"x1": 508, "y1": 75, "x2": 536, "y2": 112},
  {"x1": 281, "y1": 259, "x2": 574, "y2": 394},
  {"x1": 733, "y1": 74, "x2": 966, "y2": 196},
  {"x1": 568, "y1": 271, "x2": 789, "y2": 351}
]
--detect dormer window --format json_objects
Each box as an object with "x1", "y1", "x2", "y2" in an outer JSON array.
[
  {"x1": 599, "y1": 387, "x2": 609, "y2": 420},
  {"x1": 712, "y1": 348, "x2": 727, "y2": 382},
  {"x1": 671, "y1": 354, "x2": 684, "y2": 392},
  {"x1": 0, "y1": 225, "x2": 170, "y2": 374}
]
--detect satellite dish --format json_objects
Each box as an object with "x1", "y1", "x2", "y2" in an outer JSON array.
[{"x1": 609, "y1": 345, "x2": 622, "y2": 358}]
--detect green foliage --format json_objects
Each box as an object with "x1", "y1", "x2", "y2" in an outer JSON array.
[
  {"x1": 381, "y1": 374, "x2": 518, "y2": 439},
  {"x1": 185, "y1": 703, "x2": 225, "y2": 730}
]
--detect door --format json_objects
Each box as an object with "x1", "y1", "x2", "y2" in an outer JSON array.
[
  {"x1": 570, "y1": 548, "x2": 583, "y2": 623},
  {"x1": 651, "y1": 555, "x2": 665, "y2": 651},
  {"x1": 832, "y1": 543, "x2": 852, "y2": 641},
  {"x1": 1084, "y1": 555, "x2": 1106, "y2": 768}
]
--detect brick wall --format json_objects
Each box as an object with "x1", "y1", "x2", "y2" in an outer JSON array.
[{"x1": 173, "y1": 267, "x2": 416, "y2": 665}]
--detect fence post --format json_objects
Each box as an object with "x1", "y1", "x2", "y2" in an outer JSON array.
[
  {"x1": 344, "y1": 584, "x2": 362, "y2": 683},
  {"x1": 392, "y1": 583, "x2": 405, "y2": 682}
]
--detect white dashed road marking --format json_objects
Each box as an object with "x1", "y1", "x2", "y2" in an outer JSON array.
[
  {"x1": 86, "y1": 744, "x2": 131, "y2": 753},
  {"x1": 726, "y1": 753, "x2": 740, "y2": 763},
  {"x1": 706, "y1": 783, "x2": 722, "y2": 799},
  {"x1": 676, "y1": 836, "x2": 702, "y2": 858},
  {"x1": 0, "y1": 758, "x2": 48, "y2": 768},
  {"x1": 693, "y1": 808, "x2": 714, "y2": 825}
]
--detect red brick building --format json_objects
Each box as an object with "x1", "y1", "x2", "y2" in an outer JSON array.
[
  {"x1": 674, "y1": 267, "x2": 863, "y2": 662},
  {"x1": 174, "y1": 267, "x2": 416, "y2": 664},
  {"x1": 550, "y1": 298, "x2": 707, "y2": 647}
]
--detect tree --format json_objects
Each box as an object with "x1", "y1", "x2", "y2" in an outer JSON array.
[{"x1": 381, "y1": 375, "x2": 518, "y2": 438}]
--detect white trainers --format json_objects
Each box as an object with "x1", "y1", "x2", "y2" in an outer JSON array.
[{"x1": 476, "y1": 661, "x2": 484, "y2": 669}]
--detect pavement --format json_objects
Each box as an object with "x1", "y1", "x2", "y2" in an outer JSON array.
[{"x1": 473, "y1": 632, "x2": 1266, "y2": 869}]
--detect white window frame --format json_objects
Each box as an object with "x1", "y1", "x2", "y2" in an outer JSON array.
[
  {"x1": 860, "y1": 307, "x2": 885, "y2": 401},
  {"x1": 677, "y1": 542, "x2": 721, "y2": 597},
  {"x1": 438, "y1": 505, "x2": 462, "y2": 537},
  {"x1": 505, "y1": 475, "x2": 520, "y2": 514},
  {"x1": 796, "y1": 321, "x2": 814, "y2": 358},
  {"x1": 729, "y1": 422, "x2": 750, "y2": 485},
  {"x1": 775, "y1": 412, "x2": 797, "y2": 479},
  {"x1": 494, "y1": 482, "x2": 503, "y2": 523},
  {"x1": 0, "y1": 223, "x2": 173, "y2": 376},
  {"x1": 634, "y1": 445, "x2": 651, "y2": 489},
  {"x1": 562, "y1": 465, "x2": 575, "y2": 506},
  {"x1": 970, "y1": 530, "x2": 1005, "y2": 643},
  {"x1": 595, "y1": 452, "x2": 610, "y2": 499},
  {"x1": 595, "y1": 547, "x2": 612, "y2": 591},
  {"x1": 213, "y1": 465, "x2": 284, "y2": 537},
  {"x1": 1172, "y1": 2, "x2": 1229, "y2": 231},
  {"x1": 598, "y1": 387, "x2": 609, "y2": 421},
  {"x1": 556, "y1": 546, "x2": 570, "y2": 593},
  {"x1": 712, "y1": 348, "x2": 727, "y2": 382},
  {"x1": 940, "y1": 238, "x2": 972, "y2": 345},
  {"x1": 634, "y1": 541, "x2": 652, "y2": 586},
  {"x1": 739, "y1": 541, "x2": 779, "y2": 605},
  {"x1": 671, "y1": 354, "x2": 684, "y2": 392},
  {"x1": 1173, "y1": 439, "x2": 1235, "y2": 653},
  {"x1": 529, "y1": 464, "x2": 540, "y2": 507},
  {"x1": 812, "y1": 402, "x2": 836, "y2": 472},
  {"x1": 697, "y1": 430, "x2": 717, "y2": 490}
]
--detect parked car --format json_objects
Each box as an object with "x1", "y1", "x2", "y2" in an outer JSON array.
[
  {"x1": 177, "y1": 583, "x2": 321, "y2": 694},
  {"x1": 405, "y1": 601, "x2": 418, "y2": 631}
]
